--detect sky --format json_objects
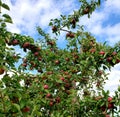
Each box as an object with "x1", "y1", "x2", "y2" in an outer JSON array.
[{"x1": 1, "y1": 0, "x2": 120, "y2": 96}]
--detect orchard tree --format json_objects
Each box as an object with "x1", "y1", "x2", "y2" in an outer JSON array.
[{"x1": 0, "y1": 0, "x2": 120, "y2": 117}]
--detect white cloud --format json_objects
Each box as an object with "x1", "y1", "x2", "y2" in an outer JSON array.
[
  {"x1": 2, "y1": 0, "x2": 78, "y2": 36},
  {"x1": 104, "y1": 63, "x2": 120, "y2": 96},
  {"x1": 79, "y1": 0, "x2": 120, "y2": 45}
]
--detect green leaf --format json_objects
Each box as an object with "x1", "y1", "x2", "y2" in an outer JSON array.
[
  {"x1": 2, "y1": 14, "x2": 11, "y2": 19},
  {"x1": 2, "y1": 3, "x2": 10, "y2": 10},
  {"x1": 2, "y1": 14, "x2": 13, "y2": 23},
  {"x1": 13, "y1": 103, "x2": 22, "y2": 115},
  {"x1": 0, "y1": 0, "x2": 2, "y2": 6},
  {"x1": 4, "y1": 18, "x2": 13, "y2": 23},
  {"x1": 98, "y1": 0, "x2": 101, "y2": 6}
]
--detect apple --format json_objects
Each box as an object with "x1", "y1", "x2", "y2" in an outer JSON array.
[
  {"x1": 105, "y1": 114, "x2": 110, "y2": 117},
  {"x1": 116, "y1": 59, "x2": 120, "y2": 63},
  {"x1": 0, "y1": 68, "x2": 5, "y2": 75},
  {"x1": 46, "y1": 93, "x2": 51, "y2": 98},
  {"x1": 66, "y1": 32, "x2": 75, "y2": 38},
  {"x1": 47, "y1": 71, "x2": 53, "y2": 75},
  {"x1": 44, "y1": 84, "x2": 49, "y2": 89},
  {"x1": 22, "y1": 63, "x2": 27, "y2": 67},
  {"x1": 64, "y1": 71, "x2": 69, "y2": 75},
  {"x1": 99, "y1": 51, "x2": 105, "y2": 55},
  {"x1": 112, "y1": 51, "x2": 117, "y2": 56},
  {"x1": 22, "y1": 106, "x2": 30, "y2": 113},
  {"x1": 89, "y1": 48, "x2": 96, "y2": 53},
  {"x1": 107, "y1": 57, "x2": 112, "y2": 62},
  {"x1": 108, "y1": 97, "x2": 113, "y2": 102},
  {"x1": 34, "y1": 52, "x2": 39, "y2": 56},
  {"x1": 108, "y1": 103, "x2": 114, "y2": 109},
  {"x1": 55, "y1": 97, "x2": 61, "y2": 103},
  {"x1": 49, "y1": 101, "x2": 54, "y2": 106},
  {"x1": 52, "y1": 26, "x2": 57, "y2": 32},
  {"x1": 38, "y1": 57, "x2": 42, "y2": 61},
  {"x1": 65, "y1": 57, "x2": 70, "y2": 61},
  {"x1": 55, "y1": 60, "x2": 60, "y2": 64},
  {"x1": 82, "y1": 6, "x2": 91, "y2": 14},
  {"x1": 12, "y1": 39, "x2": 19, "y2": 45},
  {"x1": 22, "y1": 42, "x2": 30, "y2": 48},
  {"x1": 60, "y1": 77, "x2": 65, "y2": 81}
]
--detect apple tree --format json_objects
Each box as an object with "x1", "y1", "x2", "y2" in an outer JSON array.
[{"x1": 0, "y1": 0, "x2": 120, "y2": 117}]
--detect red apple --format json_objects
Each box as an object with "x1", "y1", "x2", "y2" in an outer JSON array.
[
  {"x1": 34, "y1": 52, "x2": 39, "y2": 56},
  {"x1": 52, "y1": 26, "x2": 57, "y2": 32},
  {"x1": 55, "y1": 60, "x2": 60, "y2": 64},
  {"x1": 116, "y1": 59, "x2": 120, "y2": 63},
  {"x1": 22, "y1": 63, "x2": 27, "y2": 67},
  {"x1": 99, "y1": 51, "x2": 105, "y2": 55},
  {"x1": 46, "y1": 93, "x2": 51, "y2": 98},
  {"x1": 89, "y1": 48, "x2": 96, "y2": 53},
  {"x1": 105, "y1": 114, "x2": 110, "y2": 117},
  {"x1": 108, "y1": 97, "x2": 113, "y2": 102},
  {"x1": 55, "y1": 97, "x2": 61, "y2": 103},
  {"x1": 83, "y1": 7, "x2": 90, "y2": 14},
  {"x1": 0, "y1": 68, "x2": 5, "y2": 75},
  {"x1": 49, "y1": 101, "x2": 54, "y2": 106},
  {"x1": 44, "y1": 85, "x2": 49, "y2": 89},
  {"x1": 65, "y1": 57, "x2": 70, "y2": 61},
  {"x1": 22, "y1": 42, "x2": 30, "y2": 48},
  {"x1": 22, "y1": 106, "x2": 30, "y2": 113},
  {"x1": 108, "y1": 103, "x2": 114, "y2": 109},
  {"x1": 12, "y1": 39, "x2": 19, "y2": 45},
  {"x1": 107, "y1": 57, "x2": 112, "y2": 62},
  {"x1": 112, "y1": 51, "x2": 117, "y2": 56},
  {"x1": 60, "y1": 77, "x2": 65, "y2": 81}
]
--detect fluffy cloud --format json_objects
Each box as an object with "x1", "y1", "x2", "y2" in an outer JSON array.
[
  {"x1": 2, "y1": 0, "x2": 78, "y2": 36},
  {"x1": 80, "y1": 0, "x2": 120, "y2": 45},
  {"x1": 104, "y1": 63, "x2": 120, "y2": 96}
]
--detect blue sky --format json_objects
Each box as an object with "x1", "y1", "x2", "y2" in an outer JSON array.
[{"x1": 2, "y1": 0, "x2": 120, "y2": 96}]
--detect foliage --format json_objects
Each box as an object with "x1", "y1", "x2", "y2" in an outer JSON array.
[{"x1": 0, "y1": 0, "x2": 120, "y2": 117}]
